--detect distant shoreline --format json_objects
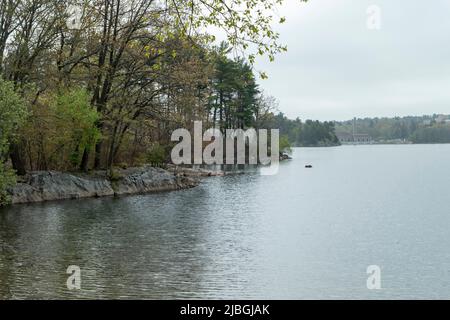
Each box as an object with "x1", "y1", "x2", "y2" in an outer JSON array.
[{"x1": 294, "y1": 142, "x2": 450, "y2": 147}]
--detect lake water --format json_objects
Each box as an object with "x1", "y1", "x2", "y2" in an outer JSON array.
[{"x1": 1, "y1": 145, "x2": 450, "y2": 299}]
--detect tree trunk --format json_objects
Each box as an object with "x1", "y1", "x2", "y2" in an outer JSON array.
[
  {"x1": 94, "y1": 140, "x2": 103, "y2": 169},
  {"x1": 106, "y1": 122, "x2": 119, "y2": 174},
  {"x1": 10, "y1": 142, "x2": 26, "y2": 176},
  {"x1": 93, "y1": 120, "x2": 104, "y2": 169},
  {"x1": 80, "y1": 148, "x2": 90, "y2": 172}
]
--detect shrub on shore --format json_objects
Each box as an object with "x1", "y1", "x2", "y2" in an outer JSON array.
[{"x1": 0, "y1": 78, "x2": 28, "y2": 205}]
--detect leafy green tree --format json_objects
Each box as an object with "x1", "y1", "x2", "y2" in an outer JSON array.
[
  {"x1": 21, "y1": 88, "x2": 100, "y2": 172},
  {"x1": 0, "y1": 1, "x2": 310, "y2": 175},
  {"x1": 168, "y1": 0, "x2": 308, "y2": 68},
  {"x1": 51, "y1": 89, "x2": 100, "y2": 169},
  {"x1": 209, "y1": 44, "x2": 260, "y2": 130},
  {"x1": 280, "y1": 135, "x2": 292, "y2": 154},
  {"x1": 234, "y1": 59, "x2": 259, "y2": 129},
  {"x1": 146, "y1": 144, "x2": 168, "y2": 165},
  {"x1": 0, "y1": 77, "x2": 28, "y2": 204}
]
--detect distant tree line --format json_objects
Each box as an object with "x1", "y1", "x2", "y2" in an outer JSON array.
[
  {"x1": 256, "y1": 112, "x2": 340, "y2": 147},
  {"x1": 335, "y1": 115, "x2": 450, "y2": 143},
  {"x1": 410, "y1": 126, "x2": 450, "y2": 144}
]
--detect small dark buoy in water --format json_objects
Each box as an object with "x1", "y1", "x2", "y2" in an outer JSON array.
[{"x1": 305, "y1": 165, "x2": 313, "y2": 168}]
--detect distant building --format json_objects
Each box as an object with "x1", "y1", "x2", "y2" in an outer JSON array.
[
  {"x1": 336, "y1": 117, "x2": 373, "y2": 144},
  {"x1": 353, "y1": 134, "x2": 372, "y2": 144},
  {"x1": 336, "y1": 133, "x2": 373, "y2": 144}
]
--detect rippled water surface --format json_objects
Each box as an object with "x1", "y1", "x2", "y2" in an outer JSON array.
[{"x1": 1, "y1": 145, "x2": 450, "y2": 299}]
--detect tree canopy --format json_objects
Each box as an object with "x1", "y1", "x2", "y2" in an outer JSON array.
[{"x1": 0, "y1": 0, "x2": 307, "y2": 183}]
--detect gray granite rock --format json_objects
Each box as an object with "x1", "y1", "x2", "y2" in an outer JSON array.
[
  {"x1": 9, "y1": 171, "x2": 115, "y2": 204},
  {"x1": 114, "y1": 166, "x2": 198, "y2": 196},
  {"x1": 7, "y1": 167, "x2": 198, "y2": 205}
]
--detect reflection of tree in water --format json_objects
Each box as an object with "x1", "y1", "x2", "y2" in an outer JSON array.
[
  {"x1": 0, "y1": 188, "x2": 211, "y2": 298},
  {"x1": 0, "y1": 175, "x2": 264, "y2": 299}
]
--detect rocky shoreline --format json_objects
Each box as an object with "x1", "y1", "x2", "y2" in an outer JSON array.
[
  {"x1": 7, "y1": 166, "x2": 199, "y2": 205},
  {"x1": 5, "y1": 161, "x2": 287, "y2": 205}
]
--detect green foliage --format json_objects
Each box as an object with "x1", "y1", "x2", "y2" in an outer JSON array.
[
  {"x1": 209, "y1": 43, "x2": 260, "y2": 130},
  {"x1": 0, "y1": 77, "x2": 28, "y2": 205},
  {"x1": 146, "y1": 144, "x2": 167, "y2": 165},
  {"x1": 298, "y1": 120, "x2": 339, "y2": 147},
  {"x1": 21, "y1": 88, "x2": 101, "y2": 171},
  {"x1": 169, "y1": 0, "x2": 309, "y2": 67},
  {"x1": 0, "y1": 1, "x2": 308, "y2": 173},
  {"x1": 0, "y1": 78, "x2": 28, "y2": 151},
  {"x1": 261, "y1": 112, "x2": 339, "y2": 147},
  {"x1": 109, "y1": 170, "x2": 124, "y2": 182},
  {"x1": 50, "y1": 89, "x2": 100, "y2": 167},
  {"x1": 0, "y1": 162, "x2": 15, "y2": 205},
  {"x1": 411, "y1": 126, "x2": 450, "y2": 144},
  {"x1": 280, "y1": 135, "x2": 292, "y2": 154}
]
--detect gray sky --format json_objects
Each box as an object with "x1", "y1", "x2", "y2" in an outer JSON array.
[{"x1": 253, "y1": 0, "x2": 450, "y2": 121}]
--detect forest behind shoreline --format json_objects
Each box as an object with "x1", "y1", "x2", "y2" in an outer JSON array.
[{"x1": 0, "y1": 0, "x2": 312, "y2": 204}]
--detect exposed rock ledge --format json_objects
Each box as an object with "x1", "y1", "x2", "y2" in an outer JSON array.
[
  {"x1": 7, "y1": 166, "x2": 199, "y2": 205},
  {"x1": 167, "y1": 164, "x2": 226, "y2": 177}
]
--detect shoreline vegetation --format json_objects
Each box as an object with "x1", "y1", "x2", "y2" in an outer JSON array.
[
  {"x1": 1, "y1": 2, "x2": 449, "y2": 206},
  {"x1": 0, "y1": 0, "x2": 310, "y2": 206}
]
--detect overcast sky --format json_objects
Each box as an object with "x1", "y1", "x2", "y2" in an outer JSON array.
[{"x1": 252, "y1": 0, "x2": 450, "y2": 121}]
